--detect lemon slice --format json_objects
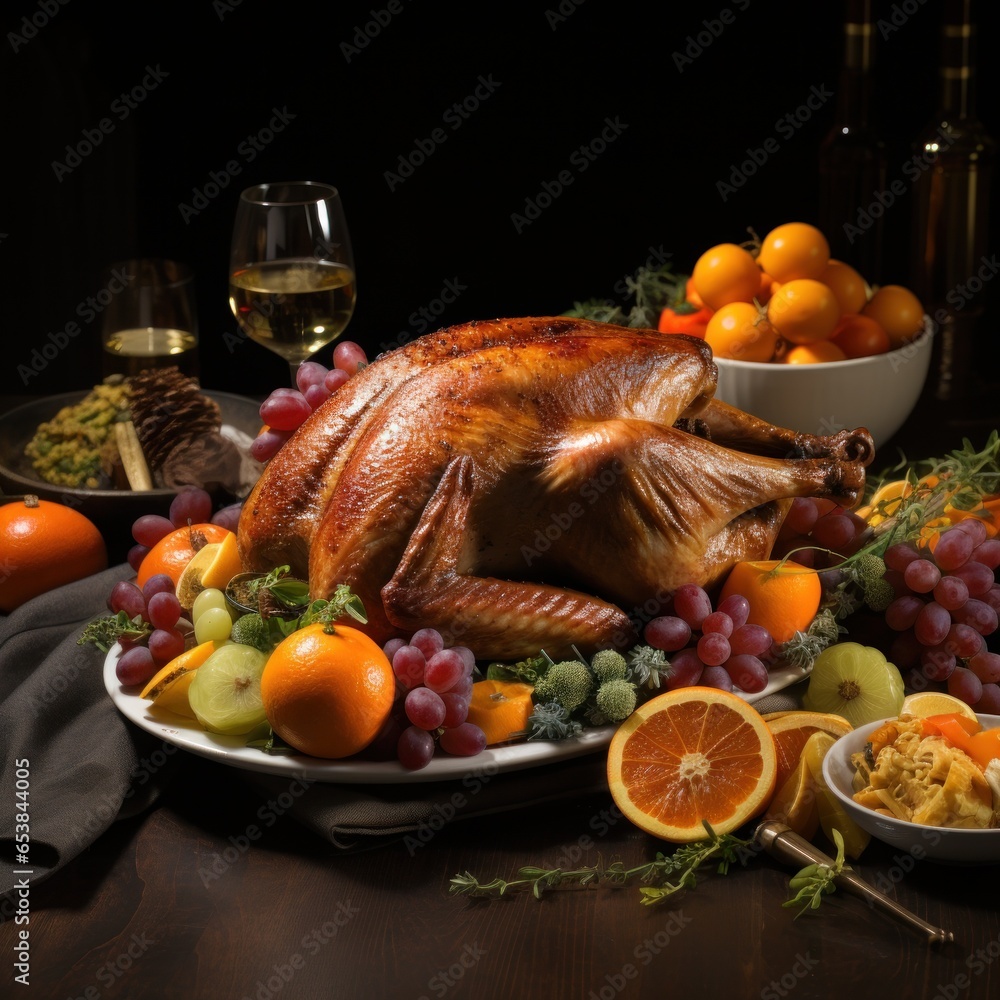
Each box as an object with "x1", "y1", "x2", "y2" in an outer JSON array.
[{"x1": 899, "y1": 691, "x2": 978, "y2": 722}]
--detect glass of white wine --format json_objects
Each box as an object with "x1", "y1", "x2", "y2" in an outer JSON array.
[
  {"x1": 228, "y1": 181, "x2": 356, "y2": 385},
  {"x1": 101, "y1": 258, "x2": 199, "y2": 378}
]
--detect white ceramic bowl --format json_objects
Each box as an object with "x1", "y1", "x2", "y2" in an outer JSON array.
[
  {"x1": 713, "y1": 321, "x2": 933, "y2": 447},
  {"x1": 822, "y1": 713, "x2": 1000, "y2": 864}
]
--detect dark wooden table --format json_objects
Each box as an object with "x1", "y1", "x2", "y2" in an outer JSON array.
[{"x1": 2, "y1": 354, "x2": 1000, "y2": 1000}]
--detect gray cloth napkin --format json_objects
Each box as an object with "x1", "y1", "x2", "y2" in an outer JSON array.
[{"x1": 0, "y1": 565, "x2": 808, "y2": 897}]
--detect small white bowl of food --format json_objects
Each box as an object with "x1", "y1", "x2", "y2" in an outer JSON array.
[{"x1": 822, "y1": 712, "x2": 1000, "y2": 864}]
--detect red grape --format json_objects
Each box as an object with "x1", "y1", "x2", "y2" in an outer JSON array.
[
  {"x1": 811, "y1": 513, "x2": 856, "y2": 551},
  {"x1": 645, "y1": 616, "x2": 692, "y2": 652},
  {"x1": 424, "y1": 649, "x2": 466, "y2": 693},
  {"x1": 250, "y1": 428, "x2": 292, "y2": 462},
  {"x1": 405, "y1": 687, "x2": 446, "y2": 730},
  {"x1": 169, "y1": 487, "x2": 212, "y2": 528},
  {"x1": 725, "y1": 654, "x2": 768, "y2": 693},
  {"x1": 932, "y1": 574, "x2": 969, "y2": 611},
  {"x1": 440, "y1": 692, "x2": 471, "y2": 728},
  {"x1": 950, "y1": 560, "x2": 995, "y2": 597},
  {"x1": 701, "y1": 611, "x2": 734, "y2": 637},
  {"x1": 115, "y1": 646, "x2": 157, "y2": 687},
  {"x1": 920, "y1": 645, "x2": 956, "y2": 681},
  {"x1": 784, "y1": 497, "x2": 820, "y2": 535},
  {"x1": 884, "y1": 541, "x2": 921, "y2": 572},
  {"x1": 932, "y1": 527, "x2": 975, "y2": 571},
  {"x1": 952, "y1": 518, "x2": 989, "y2": 547},
  {"x1": 439, "y1": 722, "x2": 487, "y2": 756},
  {"x1": 914, "y1": 601, "x2": 951, "y2": 645},
  {"x1": 729, "y1": 623, "x2": 773, "y2": 657},
  {"x1": 717, "y1": 594, "x2": 750, "y2": 630},
  {"x1": 148, "y1": 627, "x2": 185, "y2": 664},
  {"x1": 295, "y1": 361, "x2": 329, "y2": 393},
  {"x1": 132, "y1": 514, "x2": 175, "y2": 548},
  {"x1": 397, "y1": 726, "x2": 435, "y2": 770},
  {"x1": 212, "y1": 502, "x2": 244, "y2": 532},
  {"x1": 147, "y1": 591, "x2": 182, "y2": 630},
  {"x1": 333, "y1": 341, "x2": 368, "y2": 374},
  {"x1": 885, "y1": 594, "x2": 923, "y2": 631},
  {"x1": 968, "y1": 648, "x2": 1000, "y2": 684},
  {"x1": 947, "y1": 665, "x2": 983, "y2": 705},
  {"x1": 109, "y1": 581, "x2": 146, "y2": 619},
  {"x1": 974, "y1": 683, "x2": 1000, "y2": 713},
  {"x1": 303, "y1": 383, "x2": 332, "y2": 409},
  {"x1": 324, "y1": 368, "x2": 351, "y2": 393},
  {"x1": 946, "y1": 623, "x2": 984, "y2": 658},
  {"x1": 972, "y1": 538, "x2": 1000, "y2": 570},
  {"x1": 260, "y1": 391, "x2": 312, "y2": 431},
  {"x1": 391, "y1": 645, "x2": 426, "y2": 689},
  {"x1": 410, "y1": 628, "x2": 444, "y2": 658},
  {"x1": 665, "y1": 648, "x2": 703, "y2": 689},
  {"x1": 128, "y1": 544, "x2": 149, "y2": 572},
  {"x1": 697, "y1": 632, "x2": 731, "y2": 666},
  {"x1": 672, "y1": 584, "x2": 712, "y2": 629},
  {"x1": 952, "y1": 598, "x2": 999, "y2": 636},
  {"x1": 699, "y1": 665, "x2": 734, "y2": 692},
  {"x1": 903, "y1": 558, "x2": 941, "y2": 594}
]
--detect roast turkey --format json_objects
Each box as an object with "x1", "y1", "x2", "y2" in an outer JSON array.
[{"x1": 238, "y1": 317, "x2": 874, "y2": 660}]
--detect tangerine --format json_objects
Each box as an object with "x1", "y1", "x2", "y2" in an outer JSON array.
[
  {"x1": 705, "y1": 302, "x2": 778, "y2": 362},
  {"x1": 718, "y1": 559, "x2": 822, "y2": 643},
  {"x1": 261, "y1": 622, "x2": 395, "y2": 758},
  {"x1": 466, "y1": 680, "x2": 535, "y2": 745},
  {"x1": 607, "y1": 686, "x2": 778, "y2": 842},
  {"x1": 818, "y1": 259, "x2": 869, "y2": 315},
  {"x1": 136, "y1": 522, "x2": 231, "y2": 589},
  {"x1": 0, "y1": 495, "x2": 107, "y2": 612}
]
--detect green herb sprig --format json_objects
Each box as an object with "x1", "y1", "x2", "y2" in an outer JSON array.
[
  {"x1": 78, "y1": 610, "x2": 152, "y2": 652},
  {"x1": 449, "y1": 823, "x2": 751, "y2": 904},
  {"x1": 783, "y1": 829, "x2": 849, "y2": 918}
]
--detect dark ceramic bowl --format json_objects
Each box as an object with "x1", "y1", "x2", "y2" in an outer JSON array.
[{"x1": 0, "y1": 390, "x2": 263, "y2": 563}]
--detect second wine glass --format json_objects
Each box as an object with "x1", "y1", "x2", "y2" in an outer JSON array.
[{"x1": 228, "y1": 181, "x2": 356, "y2": 385}]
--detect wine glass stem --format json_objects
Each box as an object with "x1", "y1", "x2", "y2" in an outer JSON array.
[{"x1": 288, "y1": 360, "x2": 300, "y2": 388}]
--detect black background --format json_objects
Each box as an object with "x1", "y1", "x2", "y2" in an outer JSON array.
[{"x1": 2, "y1": 0, "x2": 998, "y2": 400}]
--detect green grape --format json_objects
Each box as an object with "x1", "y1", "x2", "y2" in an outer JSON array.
[
  {"x1": 187, "y1": 643, "x2": 269, "y2": 735},
  {"x1": 802, "y1": 642, "x2": 904, "y2": 727},
  {"x1": 195, "y1": 606, "x2": 233, "y2": 644},
  {"x1": 193, "y1": 587, "x2": 227, "y2": 622}
]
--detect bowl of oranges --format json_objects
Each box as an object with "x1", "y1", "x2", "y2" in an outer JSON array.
[{"x1": 672, "y1": 222, "x2": 933, "y2": 446}]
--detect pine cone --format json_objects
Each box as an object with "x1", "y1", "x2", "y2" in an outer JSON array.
[{"x1": 128, "y1": 367, "x2": 222, "y2": 473}]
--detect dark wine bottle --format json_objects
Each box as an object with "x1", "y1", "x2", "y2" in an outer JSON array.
[
  {"x1": 818, "y1": 0, "x2": 887, "y2": 284},
  {"x1": 911, "y1": 0, "x2": 996, "y2": 400}
]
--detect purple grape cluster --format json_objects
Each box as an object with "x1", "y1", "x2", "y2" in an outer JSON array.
[
  {"x1": 882, "y1": 520, "x2": 1000, "y2": 711},
  {"x1": 365, "y1": 628, "x2": 485, "y2": 770},
  {"x1": 110, "y1": 574, "x2": 186, "y2": 687},
  {"x1": 251, "y1": 341, "x2": 369, "y2": 463},
  {"x1": 644, "y1": 584, "x2": 775, "y2": 695}
]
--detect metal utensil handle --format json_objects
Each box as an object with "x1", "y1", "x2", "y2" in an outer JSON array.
[{"x1": 754, "y1": 821, "x2": 954, "y2": 945}]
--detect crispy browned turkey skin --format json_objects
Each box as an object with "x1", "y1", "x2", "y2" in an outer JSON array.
[{"x1": 238, "y1": 317, "x2": 874, "y2": 659}]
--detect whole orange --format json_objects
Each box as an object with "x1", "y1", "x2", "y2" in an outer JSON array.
[
  {"x1": 718, "y1": 559, "x2": 822, "y2": 644},
  {"x1": 0, "y1": 495, "x2": 107, "y2": 612},
  {"x1": 136, "y1": 522, "x2": 231, "y2": 589},
  {"x1": 261, "y1": 623, "x2": 395, "y2": 758}
]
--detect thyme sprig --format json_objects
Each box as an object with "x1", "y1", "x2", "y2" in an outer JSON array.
[
  {"x1": 295, "y1": 584, "x2": 368, "y2": 634},
  {"x1": 449, "y1": 823, "x2": 751, "y2": 904},
  {"x1": 78, "y1": 610, "x2": 152, "y2": 652},
  {"x1": 783, "y1": 829, "x2": 849, "y2": 918}
]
